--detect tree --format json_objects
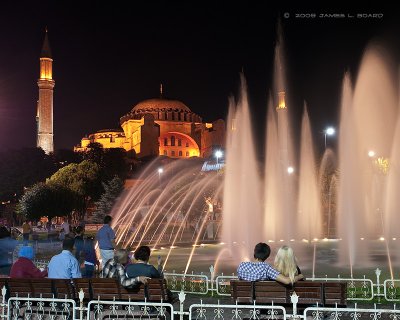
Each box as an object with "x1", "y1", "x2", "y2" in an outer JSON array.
[
  {"x1": 48, "y1": 160, "x2": 101, "y2": 219},
  {"x1": 53, "y1": 149, "x2": 83, "y2": 168},
  {"x1": 16, "y1": 183, "x2": 77, "y2": 221},
  {"x1": 92, "y1": 176, "x2": 124, "y2": 223},
  {"x1": 0, "y1": 148, "x2": 56, "y2": 202},
  {"x1": 78, "y1": 143, "x2": 129, "y2": 181}
]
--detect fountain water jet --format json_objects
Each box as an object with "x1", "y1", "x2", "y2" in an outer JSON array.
[
  {"x1": 221, "y1": 75, "x2": 263, "y2": 261},
  {"x1": 108, "y1": 38, "x2": 400, "y2": 278}
]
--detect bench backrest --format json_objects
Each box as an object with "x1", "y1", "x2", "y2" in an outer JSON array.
[
  {"x1": 7, "y1": 278, "x2": 35, "y2": 298},
  {"x1": 73, "y1": 278, "x2": 92, "y2": 300},
  {"x1": 289, "y1": 281, "x2": 323, "y2": 305},
  {"x1": 90, "y1": 278, "x2": 121, "y2": 300},
  {"x1": 230, "y1": 279, "x2": 347, "y2": 306},
  {"x1": 53, "y1": 279, "x2": 74, "y2": 299},
  {"x1": 323, "y1": 282, "x2": 347, "y2": 306},
  {"x1": 147, "y1": 278, "x2": 169, "y2": 301},
  {"x1": 1, "y1": 277, "x2": 169, "y2": 302},
  {"x1": 29, "y1": 278, "x2": 54, "y2": 298},
  {"x1": 254, "y1": 281, "x2": 287, "y2": 304},
  {"x1": 230, "y1": 280, "x2": 253, "y2": 303}
]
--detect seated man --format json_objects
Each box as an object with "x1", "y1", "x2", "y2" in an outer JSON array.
[
  {"x1": 103, "y1": 248, "x2": 148, "y2": 288},
  {"x1": 237, "y1": 242, "x2": 303, "y2": 285},
  {"x1": 126, "y1": 245, "x2": 178, "y2": 302},
  {"x1": 126, "y1": 245, "x2": 162, "y2": 278},
  {"x1": 10, "y1": 246, "x2": 47, "y2": 278},
  {"x1": 48, "y1": 238, "x2": 82, "y2": 279}
]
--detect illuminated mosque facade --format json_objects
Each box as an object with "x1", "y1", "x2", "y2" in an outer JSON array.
[
  {"x1": 35, "y1": 32, "x2": 225, "y2": 158},
  {"x1": 74, "y1": 86, "x2": 225, "y2": 159}
]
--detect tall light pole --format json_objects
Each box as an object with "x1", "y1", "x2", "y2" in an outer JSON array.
[
  {"x1": 158, "y1": 168, "x2": 163, "y2": 184},
  {"x1": 324, "y1": 127, "x2": 335, "y2": 149},
  {"x1": 215, "y1": 150, "x2": 223, "y2": 165}
]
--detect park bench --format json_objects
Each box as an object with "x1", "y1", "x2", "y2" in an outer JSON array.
[
  {"x1": 230, "y1": 280, "x2": 347, "y2": 308},
  {"x1": 1, "y1": 277, "x2": 171, "y2": 303}
]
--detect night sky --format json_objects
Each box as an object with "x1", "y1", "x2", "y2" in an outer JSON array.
[{"x1": 0, "y1": 1, "x2": 398, "y2": 155}]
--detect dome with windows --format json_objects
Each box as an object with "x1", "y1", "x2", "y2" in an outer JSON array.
[{"x1": 121, "y1": 97, "x2": 202, "y2": 123}]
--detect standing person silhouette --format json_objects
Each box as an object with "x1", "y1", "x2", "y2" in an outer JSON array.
[{"x1": 96, "y1": 215, "x2": 116, "y2": 271}]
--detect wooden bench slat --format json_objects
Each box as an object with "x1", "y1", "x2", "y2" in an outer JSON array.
[
  {"x1": 7, "y1": 278, "x2": 34, "y2": 298},
  {"x1": 53, "y1": 279, "x2": 74, "y2": 299},
  {"x1": 231, "y1": 279, "x2": 347, "y2": 307},
  {"x1": 90, "y1": 278, "x2": 120, "y2": 300}
]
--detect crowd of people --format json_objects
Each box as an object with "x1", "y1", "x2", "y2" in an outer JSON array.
[{"x1": 1, "y1": 213, "x2": 304, "y2": 293}]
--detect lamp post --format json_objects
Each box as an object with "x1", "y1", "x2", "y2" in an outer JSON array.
[
  {"x1": 215, "y1": 150, "x2": 223, "y2": 165},
  {"x1": 158, "y1": 168, "x2": 163, "y2": 184},
  {"x1": 324, "y1": 127, "x2": 335, "y2": 149}
]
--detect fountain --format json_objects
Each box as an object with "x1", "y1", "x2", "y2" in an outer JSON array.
[{"x1": 110, "y1": 36, "x2": 400, "y2": 278}]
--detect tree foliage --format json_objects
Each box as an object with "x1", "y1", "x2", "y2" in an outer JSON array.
[
  {"x1": 48, "y1": 160, "x2": 101, "y2": 215},
  {"x1": 79, "y1": 143, "x2": 129, "y2": 181},
  {"x1": 0, "y1": 148, "x2": 56, "y2": 202},
  {"x1": 92, "y1": 176, "x2": 124, "y2": 223},
  {"x1": 16, "y1": 183, "x2": 76, "y2": 221}
]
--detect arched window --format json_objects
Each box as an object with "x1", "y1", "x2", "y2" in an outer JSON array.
[
  {"x1": 164, "y1": 138, "x2": 168, "y2": 146},
  {"x1": 179, "y1": 151, "x2": 182, "y2": 157},
  {"x1": 171, "y1": 136, "x2": 175, "y2": 146}
]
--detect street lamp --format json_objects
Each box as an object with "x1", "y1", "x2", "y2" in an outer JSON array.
[
  {"x1": 287, "y1": 166, "x2": 294, "y2": 174},
  {"x1": 324, "y1": 127, "x2": 335, "y2": 149},
  {"x1": 368, "y1": 150, "x2": 375, "y2": 158},
  {"x1": 158, "y1": 168, "x2": 163, "y2": 184},
  {"x1": 215, "y1": 150, "x2": 223, "y2": 165}
]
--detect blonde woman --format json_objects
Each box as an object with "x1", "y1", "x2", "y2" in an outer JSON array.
[{"x1": 274, "y1": 245, "x2": 303, "y2": 284}]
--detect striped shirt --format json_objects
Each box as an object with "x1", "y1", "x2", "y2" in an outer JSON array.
[{"x1": 102, "y1": 259, "x2": 140, "y2": 288}]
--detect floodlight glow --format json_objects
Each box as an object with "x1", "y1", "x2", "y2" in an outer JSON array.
[
  {"x1": 325, "y1": 127, "x2": 335, "y2": 135},
  {"x1": 368, "y1": 150, "x2": 375, "y2": 157}
]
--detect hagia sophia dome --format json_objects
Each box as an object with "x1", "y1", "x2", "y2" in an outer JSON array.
[
  {"x1": 75, "y1": 94, "x2": 225, "y2": 159},
  {"x1": 121, "y1": 98, "x2": 202, "y2": 123}
]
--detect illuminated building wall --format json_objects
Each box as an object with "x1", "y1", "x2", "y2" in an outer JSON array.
[{"x1": 75, "y1": 97, "x2": 225, "y2": 159}]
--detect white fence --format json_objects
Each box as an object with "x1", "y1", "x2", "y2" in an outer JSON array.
[
  {"x1": 2, "y1": 286, "x2": 400, "y2": 320},
  {"x1": 165, "y1": 267, "x2": 400, "y2": 303}
]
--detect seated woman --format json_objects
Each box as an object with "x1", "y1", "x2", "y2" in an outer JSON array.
[
  {"x1": 10, "y1": 246, "x2": 47, "y2": 278},
  {"x1": 103, "y1": 248, "x2": 148, "y2": 287},
  {"x1": 126, "y1": 245, "x2": 162, "y2": 278},
  {"x1": 274, "y1": 245, "x2": 303, "y2": 285}
]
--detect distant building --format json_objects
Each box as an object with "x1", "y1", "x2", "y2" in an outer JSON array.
[
  {"x1": 36, "y1": 30, "x2": 55, "y2": 154},
  {"x1": 75, "y1": 89, "x2": 225, "y2": 159}
]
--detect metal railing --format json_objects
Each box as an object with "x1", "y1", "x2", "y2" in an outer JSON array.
[{"x1": 3, "y1": 285, "x2": 400, "y2": 320}]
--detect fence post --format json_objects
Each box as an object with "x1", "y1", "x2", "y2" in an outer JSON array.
[
  {"x1": 210, "y1": 265, "x2": 215, "y2": 296},
  {"x1": 375, "y1": 268, "x2": 381, "y2": 303},
  {"x1": 79, "y1": 288, "x2": 85, "y2": 320},
  {"x1": 291, "y1": 291, "x2": 298, "y2": 318},
  {"x1": 1, "y1": 285, "x2": 6, "y2": 319},
  {"x1": 178, "y1": 289, "x2": 186, "y2": 320}
]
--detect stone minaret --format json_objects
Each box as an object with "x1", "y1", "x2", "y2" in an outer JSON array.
[{"x1": 36, "y1": 29, "x2": 55, "y2": 154}]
